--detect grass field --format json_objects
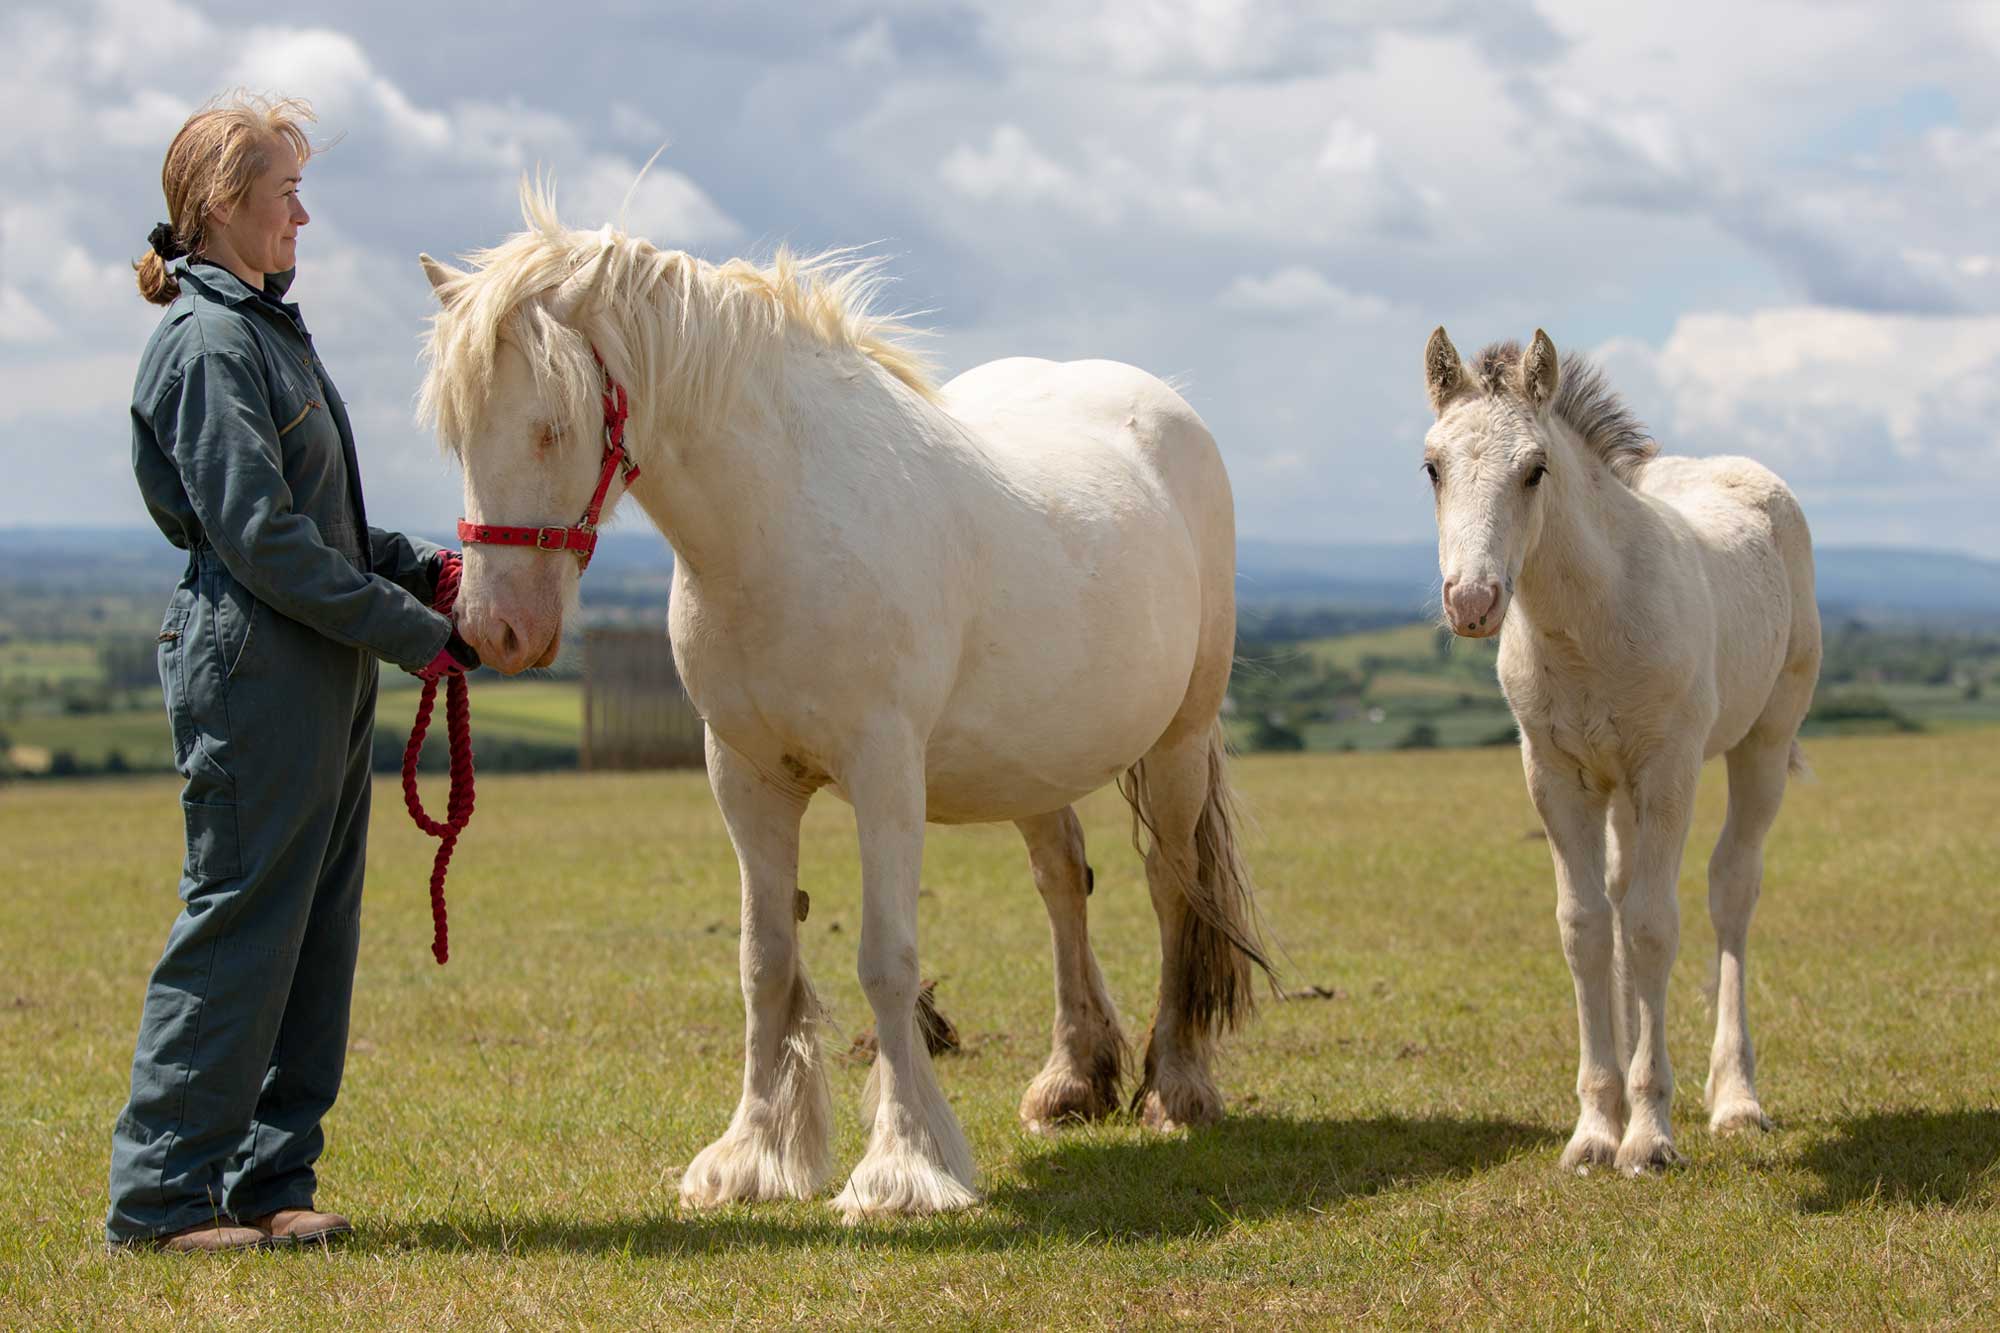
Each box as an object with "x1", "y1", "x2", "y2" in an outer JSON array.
[{"x1": 2, "y1": 732, "x2": 1997, "y2": 1327}]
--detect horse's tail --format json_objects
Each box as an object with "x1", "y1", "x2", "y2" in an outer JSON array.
[
  {"x1": 1120, "y1": 721, "x2": 1276, "y2": 1037},
  {"x1": 1787, "y1": 737, "x2": 1811, "y2": 780}
]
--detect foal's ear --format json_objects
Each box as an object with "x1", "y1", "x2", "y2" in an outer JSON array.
[
  {"x1": 418, "y1": 253, "x2": 467, "y2": 306},
  {"x1": 1424, "y1": 326, "x2": 1469, "y2": 416},
  {"x1": 1519, "y1": 328, "x2": 1560, "y2": 410}
]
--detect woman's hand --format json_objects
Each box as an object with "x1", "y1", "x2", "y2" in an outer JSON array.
[{"x1": 412, "y1": 630, "x2": 480, "y2": 682}]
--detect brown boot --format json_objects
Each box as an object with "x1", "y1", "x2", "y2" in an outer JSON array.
[
  {"x1": 146, "y1": 1220, "x2": 268, "y2": 1253},
  {"x1": 248, "y1": 1207, "x2": 352, "y2": 1246}
]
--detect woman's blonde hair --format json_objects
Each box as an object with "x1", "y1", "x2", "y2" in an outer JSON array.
[{"x1": 135, "y1": 92, "x2": 316, "y2": 306}]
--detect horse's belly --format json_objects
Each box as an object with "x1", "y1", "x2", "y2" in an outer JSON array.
[{"x1": 919, "y1": 700, "x2": 1179, "y2": 823}]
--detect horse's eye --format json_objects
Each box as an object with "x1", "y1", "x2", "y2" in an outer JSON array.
[
  {"x1": 1422, "y1": 461, "x2": 1440, "y2": 487},
  {"x1": 1525, "y1": 464, "x2": 1547, "y2": 488}
]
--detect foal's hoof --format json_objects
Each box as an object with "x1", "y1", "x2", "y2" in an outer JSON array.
[
  {"x1": 1615, "y1": 1130, "x2": 1686, "y2": 1176},
  {"x1": 1708, "y1": 1099, "x2": 1774, "y2": 1136}
]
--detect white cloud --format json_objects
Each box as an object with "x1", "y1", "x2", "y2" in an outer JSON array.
[
  {"x1": 939, "y1": 124, "x2": 1080, "y2": 204},
  {"x1": 1318, "y1": 118, "x2": 1383, "y2": 174},
  {"x1": 0, "y1": 288, "x2": 58, "y2": 345},
  {"x1": 569, "y1": 155, "x2": 741, "y2": 245},
  {"x1": 1221, "y1": 267, "x2": 1395, "y2": 320},
  {"x1": 841, "y1": 16, "x2": 897, "y2": 69},
  {"x1": 1600, "y1": 308, "x2": 2000, "y2": 480}
]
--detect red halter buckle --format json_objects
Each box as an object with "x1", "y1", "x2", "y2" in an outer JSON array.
[{"x1": 456, "y1": 348, "x2": 640, "y2": 572}]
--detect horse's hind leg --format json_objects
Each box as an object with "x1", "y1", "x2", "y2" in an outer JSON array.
[
  {"x1": 1705, "y1": 729, "x2": 1794, "y2": 1135},
  {"x1": 682, "y1": 732, "x2": 831, "y2": 1207},
  {"x1": 1126, "y1": 722, "x2": 1265, "y2": 1131},
  {"x1": 1016, "y1": 807, "x2": 1125, "y2": 1130}
]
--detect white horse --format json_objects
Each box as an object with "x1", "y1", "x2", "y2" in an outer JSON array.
[
  {"x1": 1419, "y1": 328, "x2": 1820, "y2": 1174},
  {"x1": 416, "y1": 188, "x2": 1271, "y2": 1219}
]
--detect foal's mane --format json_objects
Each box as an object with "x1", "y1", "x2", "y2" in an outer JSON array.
[
  {"x1": 420, "y1": 182, "x2": 936, "y2": 452},
  {"x1": 1473, "y1": 341, "x2": 1659, "y2": 484}
]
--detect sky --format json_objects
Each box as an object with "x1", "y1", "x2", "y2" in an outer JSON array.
[{"x1": 4, "y1": 0, "x2": 1997, "y2": 556}]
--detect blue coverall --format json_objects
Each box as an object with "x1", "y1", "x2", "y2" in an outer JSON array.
[{"x1": 107, "y1": 257, "x2": 453, "y2": 1244}]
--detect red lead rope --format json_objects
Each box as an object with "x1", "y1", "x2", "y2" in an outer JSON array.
[{"x1": 401, "y1": 564, "x2": 473, "y2": 964}]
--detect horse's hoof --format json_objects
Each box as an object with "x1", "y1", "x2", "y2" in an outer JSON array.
[
  {"x1": 679, "y1": 1127, "x2": 825, "y2": 1207},
  {"x1": 1020, "y1": 1061, "x2": 1121, "y2": 1133},
  {"x1": 1134, "y1": 1082, "x2": 1223, "y2": 1133},
  {"x1": 1559, "y1": 1126, "x2": 1622, "y2": 1175},
  {"x1": 832, "y1": 1152, "x2": 979, "y2": 1222}
]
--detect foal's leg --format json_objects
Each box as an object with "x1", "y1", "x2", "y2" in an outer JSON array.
[
  {"x1": 832, "y1": 729, "x2": 977, "y2": 1220},
  {"x1": 1613, "y1": 750, "x2": 1702, "y2": 1173},
  {"x1": 1525, "y1": 749, "x2": 1623, "y2": 1171},
  {"x1": 682, "y1": 733, "x2": 831, "y2": 1207},
  {"x1": 1704, "y1": 733, "x2": 1792, "y2": 1134},
  {"x1": 1016, "y1": 807, "x2": 1125, "y2": 1130},
  {"x1": 1605, "y1": 793, "x2": 1640, "y2": 1075}
]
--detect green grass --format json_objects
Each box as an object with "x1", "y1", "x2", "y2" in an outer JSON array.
[{"x1": 3, "y1": 735, "x2": 1998, "y2": 1327}]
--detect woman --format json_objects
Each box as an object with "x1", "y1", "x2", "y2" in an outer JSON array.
[{"x1": 110, "y1": 93, "x2": 477, "y2": 1253}]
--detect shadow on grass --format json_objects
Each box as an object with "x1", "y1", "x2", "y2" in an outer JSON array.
[
  {"x1": 406, "y1": 1113, "x2": 1556, "y2": 1256},
  {"x1": 1797, "y1": 1109, "x2": 2000, "y2": 1213}
]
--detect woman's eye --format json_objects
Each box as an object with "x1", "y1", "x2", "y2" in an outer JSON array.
[{"x1": 1525, "y1": 464, "x2": 1547, "y2": 488}]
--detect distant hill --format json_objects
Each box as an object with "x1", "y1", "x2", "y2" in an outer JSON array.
[{"x1": 4, "y1": 527, "x2": 1997, "y2": 628}]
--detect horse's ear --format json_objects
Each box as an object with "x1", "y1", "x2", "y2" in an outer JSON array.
[
  {"x1": 548, "y1": 247, "x2": 613, "y2": 323},
  {"x1": 1520, "y1": 329, "x2": 1560, "y2": 410},
  {"x1": 419, "y1": 253, "x2": 466, "y2": 306},
  {"x1": 1424, "y1": 326, "x2": 1469, "y2": 416}
]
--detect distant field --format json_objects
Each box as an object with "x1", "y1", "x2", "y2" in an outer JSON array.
[
  {"x1": 9, "y1": 617, "x2": 2000, "y2": 776},
  {"x1": 3, "y1": 732, "x2": 1996, "y2": 1326},
  {"x1": 373, "y1": 676, "x2": 585, "y2": 748}
]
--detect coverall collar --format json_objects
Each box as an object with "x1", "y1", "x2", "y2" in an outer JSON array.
[{"x1": 171, "y1": 257, "x2": 298, "y2": 305}]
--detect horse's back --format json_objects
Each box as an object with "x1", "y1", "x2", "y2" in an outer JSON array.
[
  {"x1": 942, "y1": 356, "x2": 1235, "y2": 588},
  {"x1": 1638, "y1": 454, "x2": 1819, "y2": 750}
]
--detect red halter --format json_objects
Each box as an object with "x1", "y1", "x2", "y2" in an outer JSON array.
[{"x1": 456, "y1": 349, "x2": 640, "y2": 570}]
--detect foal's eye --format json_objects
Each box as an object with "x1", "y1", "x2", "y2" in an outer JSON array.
[
  {"x1": 1421, "y1": 461, "x2": 1440, "y2": 487},
  {"x1": 1524, "y1": 464, "x2": 1547, "y2": 488}
]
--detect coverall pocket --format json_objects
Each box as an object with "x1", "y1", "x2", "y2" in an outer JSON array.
[
  {"x1": 212, "y1": 573, "x2": 259, "y2": 680},
  {"x1": 157, "y1": 598, "x2": 193, "y2": 770},
  {"x1": 180, "y1": 798, "x2": 241, "y2": 881}
]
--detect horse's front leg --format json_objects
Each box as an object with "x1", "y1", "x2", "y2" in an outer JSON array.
[
  {"x1": 1615, "y1": 750, "x2": 1701, "y2": 1174},
  {"x1": 1525, "y1": 747, "x2": 1623, "y2": 1172},
  {"x1": 681, "y1": 731, "x2": 831, "y2": 1207},
  {"x1": 832, "y1": 728, "x2": 978, "y2": 1220}
]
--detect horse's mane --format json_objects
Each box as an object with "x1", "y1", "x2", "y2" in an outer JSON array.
[
  {"x1": 1472, "y1": 341, "x2": 1659, "y2": 484},
  {"x1": 420, "y1": 181, "x2": 936, "y2": 453}
]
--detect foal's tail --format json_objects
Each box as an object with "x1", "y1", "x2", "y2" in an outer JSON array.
[
  {"x1": 1787, "y1": 737, "x2": 1812, "y2": 780},
  {"x1": 1120, "y1": 722, "x2": 1277, "y2": 1037}
]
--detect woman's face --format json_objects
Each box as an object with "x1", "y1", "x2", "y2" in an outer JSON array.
[{"x1": 210, "y1": 136, "x2": 309, "y2": 275}]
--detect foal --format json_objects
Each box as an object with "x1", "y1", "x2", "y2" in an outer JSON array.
[{"x1": 1419, "y1": 328, "x2": 1820, "y2": 1173}]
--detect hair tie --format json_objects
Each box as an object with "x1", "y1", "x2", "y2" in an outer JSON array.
[{"x1": 147, "y1": 222, "x2": 186, "y2": 261}]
